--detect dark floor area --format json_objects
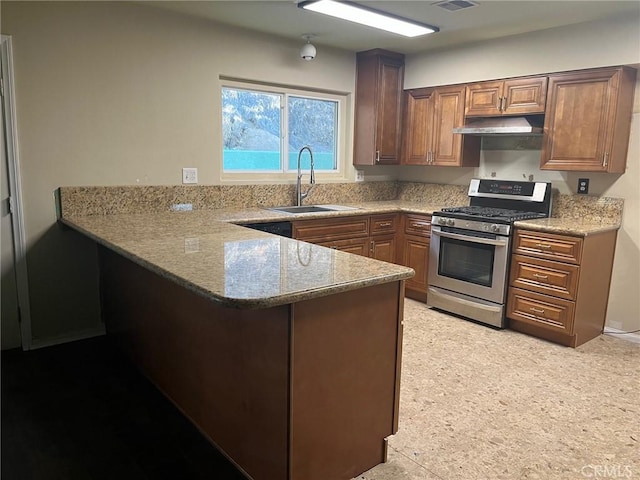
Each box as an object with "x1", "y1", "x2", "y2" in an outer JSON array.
[{"x1": 1, "y1": 336, "x2": 248, "y2": 480}]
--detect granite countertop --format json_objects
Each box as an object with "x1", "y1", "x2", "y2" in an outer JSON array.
[
  {"x1": 513, "y1": 217, "x2": 621, "y2": 236},
  {"x1": 62, "y1": 198, "x2": 621, "y2": 309},
  {"x1": 62, "y1": 210, "x2": 415, "y2": 309}
]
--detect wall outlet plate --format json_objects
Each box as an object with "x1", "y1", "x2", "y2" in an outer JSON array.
[
  {"x1": 182, "y1": 167, "x2": 198, "y2": 184},
  {"x1": 355, "y1": 170, "x2": 365, "y2": 182},
  {"x1": 577, "y1": 178, "x2": 589, "y2": 194}
]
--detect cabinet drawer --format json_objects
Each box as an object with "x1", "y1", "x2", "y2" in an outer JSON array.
[
  {"x1": 507, "y1": 287, "x2": 575, "y2": 334},
  {"x1": 510, "y1": 254, "x2": 579, "y2": 300},
  {"x1": 317, "y1": 237, "x2": 369, "y2": 257},
  {"x1": 370, "y1": 214, "x2": 399, "y2": 235},
  {"x1": 513, "y1": 229, "x2": 582, "y2": 264},
  {"x1": 404, "y1": 214, "x2": 432, "y2": 237},
  {"x1": 293, "y1": 216, "x2": 369, "y2": 242}
]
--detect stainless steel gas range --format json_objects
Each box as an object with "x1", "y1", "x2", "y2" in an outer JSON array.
[{"x1": 427, "y1": 178, "x2": 552, "y2": 328}]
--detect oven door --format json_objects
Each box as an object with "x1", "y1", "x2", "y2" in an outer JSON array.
[{"x1": 428, "y1": 226, "x2": 510, "y2": 304}]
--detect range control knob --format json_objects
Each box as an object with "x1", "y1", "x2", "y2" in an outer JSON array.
[
  {"x1": 438, "y1": 217, "x2": 447, "y2": 225},
  {"x1": 490, "y1": 224, "x2": 500, "y2": 232},
  {"x1": 446, "y1": 219, "x2": 455, "y2": 226}
]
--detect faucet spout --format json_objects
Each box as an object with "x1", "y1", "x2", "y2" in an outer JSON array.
[{"x1": 296, "y1": 146, "x2": 315, "y2": 206}]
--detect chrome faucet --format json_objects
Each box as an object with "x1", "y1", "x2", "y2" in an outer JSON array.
[{"x1": 296, "y1": 145, "x2": 315, "y2": 206}]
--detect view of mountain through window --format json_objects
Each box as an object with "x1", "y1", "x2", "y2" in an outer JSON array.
[{"x1": 222, "y1": 86, "x2": 338, "y2": 172}]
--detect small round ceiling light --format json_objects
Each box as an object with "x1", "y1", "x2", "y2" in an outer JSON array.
[{"x1": 300, "y1": 34, "x2": 317, "y2": 61}]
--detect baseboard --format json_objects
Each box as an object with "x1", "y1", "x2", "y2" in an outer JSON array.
[
  {"x1": 29, "y1": 325, "x2": 106, "y2": 350},
  {"x1": 603, "y1": 327, "x2": 640, "y2": 345}
]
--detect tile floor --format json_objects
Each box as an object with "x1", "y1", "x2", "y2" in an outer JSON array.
[{"x1": 355, "y1": 300, "x2": 640, "y2": 480}]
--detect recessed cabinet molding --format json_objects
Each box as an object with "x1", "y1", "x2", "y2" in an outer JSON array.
[
  {"x1": 465, "y1": 76, "x2": 548, "y2": 117},
  {"x1": 541, "y1": 66, "x2": 637, "y2": 173},
  {"x1": 401, "y1": 86, "x2": 480, "y2": 167},
  {"x1": 354, "y1": 49, "x2": 405, "y2": 166}
]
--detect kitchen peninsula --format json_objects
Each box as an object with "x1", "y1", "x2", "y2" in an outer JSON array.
[{"x1": 60, "y1": 209, "x2": 414, "y2": 480}]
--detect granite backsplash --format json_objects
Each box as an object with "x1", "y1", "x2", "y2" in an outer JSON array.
[{"x1": 57, "y1": 182, "x2": 624, "y2": 224}]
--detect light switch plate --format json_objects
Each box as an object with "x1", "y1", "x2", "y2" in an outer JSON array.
[{"x1": 182, "y1": 167, "x2": 198, "y2": 184}]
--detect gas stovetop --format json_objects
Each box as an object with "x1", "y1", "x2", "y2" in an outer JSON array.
[
  {"x1": 440, "y1": 206, "x2": 549, "y2": 223},
  {"x1": 432, "y1": 179, "x2": 553, "y2": 235}
]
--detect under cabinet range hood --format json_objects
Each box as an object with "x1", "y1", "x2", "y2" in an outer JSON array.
[{"x1": 453, "y1": 116, "x2": 544, "y2": 136}]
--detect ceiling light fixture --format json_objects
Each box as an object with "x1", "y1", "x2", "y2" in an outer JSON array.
[
  {"x1": 298, "y1": 0, "x2": 439, "y2": 37},
  {"x1": 300, "y1": 34, "x2": 317, "y2": 61}
]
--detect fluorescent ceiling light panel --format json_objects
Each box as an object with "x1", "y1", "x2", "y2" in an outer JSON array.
[{"x1": 299, "y1": 0, "x2": 439, "y2": 37}]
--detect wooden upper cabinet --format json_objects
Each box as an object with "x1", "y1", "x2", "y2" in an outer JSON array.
[
  {"x1": 354, "y1": 49, "x2": 405, "y2": 166},
  {"x1": 401, "y1": 85, "x2": 480, "y2": 167},
  {"x1": 465, "y1": 76, "x2": 548, "y2": 117},
  {"x1": 541, "y1": 67, "x2": 637, "y2": 173}
]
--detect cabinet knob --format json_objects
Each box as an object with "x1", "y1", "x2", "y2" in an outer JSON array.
[
  {"x1": 535, "y1": 243, "x2": 552, "y2": 250},
  {"x1": 603, "y1": 152, "x2": 609, "y2": 167},
  {"x1": 375, "y1": 150, "x2": 380, "y2": 163},
  {"x1": 529, "y1": 307, "x2": 546, "y2": 315},
  {"x1": 532, "y1": 273, "x2": 549, "y2": 280}
]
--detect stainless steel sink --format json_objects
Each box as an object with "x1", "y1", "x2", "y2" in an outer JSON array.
[{"x1": 267, "y1": 204, "x2": 359, "y2": 215}]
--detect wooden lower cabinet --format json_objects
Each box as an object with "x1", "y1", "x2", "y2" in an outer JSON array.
[
  {"x1": 398, "y1": 214, "x2": 432, "y2": 302},
  {"x1": 99, "y1": 247, "x2": 405, "y2": 480},
  {"x1": 294, "y1": 212, "x2": 433, "y2": 300},
  {"x1": 294, "y1": 214, "x2": 398, "y2": 262},
  {"x1": 507, "y1": 228, "x2": 617, "y2": 347}
]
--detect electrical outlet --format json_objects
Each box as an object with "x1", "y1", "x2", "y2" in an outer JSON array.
[
  {"x1": 355, "y1": 170, "x2": 365, "y2": 182},
  {"x1": 577, "y1": 178, "x2": 589, "y2": 194},
  {"x1": 182, "y1": 167, "x2": 198, "y2": 184}
]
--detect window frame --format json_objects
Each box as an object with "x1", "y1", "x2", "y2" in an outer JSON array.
[{"x1": 219, "y1": 79, "x2": 349, "y2": 183}]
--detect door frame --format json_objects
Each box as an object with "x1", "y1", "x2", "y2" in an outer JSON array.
[{"x1": 2, "y1": 34, "x2": 32, "y2": 350}]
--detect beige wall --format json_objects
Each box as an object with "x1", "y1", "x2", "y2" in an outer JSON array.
[
  {"x1": 1, "y1": 1, "x2": 356, "y2": 344},
  {"x1": 399, "y1": 15, "x2": 640, "y2": 333}
]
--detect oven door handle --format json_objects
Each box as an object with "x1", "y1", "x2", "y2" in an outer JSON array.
[{"x1": 432, "y1": 229, "x2": 509, "y2": 247}]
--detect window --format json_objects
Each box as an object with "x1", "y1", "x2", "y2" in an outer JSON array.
[{"x1": 221, "y1": 83, "x2": 342, "y2": 175}]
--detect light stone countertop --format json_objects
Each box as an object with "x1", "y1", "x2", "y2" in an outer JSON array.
[
  {"x1": 513, "y1": 217, "x2": 621, "y2": 236},
  {"x1": 61, "y1": 209, "x2": 416, "y2": 309},
  {"x1": 61, "y1": 199, "x2": 621, "y2": 309}
]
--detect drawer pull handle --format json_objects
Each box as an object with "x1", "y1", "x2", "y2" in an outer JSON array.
[
  {"x1": 378, "y1": 222, "x2": 392, "y2": 227},
  {"x1": 529, "y1": 307, "x2": 546, "y2": 315},
  {"x1": 532, "y1": 273, "x2": 549, "y2": 280},
  {"x1": 535, "y1": 243, "x2": 552, "y2": 249},
  {"x1": 411, "y1": 222, "x2": 430, "y2": 229}
]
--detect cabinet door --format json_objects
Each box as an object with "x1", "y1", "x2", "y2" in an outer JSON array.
[
  {"x1": 401, "y1": 88, "x2": 433, "y2": 165},
  {"x1": 370, "y1": 234, "x2": 396, "y2": 263},
  {"x1": 503, "y1": 77, "x2": 547, "y2": 115},
  {"x1": 540, "y1": 68, "x2": 635, "y2": 172},
  {"x1": 354, "y1": 50, "x2": 405, "y2": 166},
  {"x1": 465, "y1": 80, "x2": 503, "y2": 117},
  {"x1": 402, "y1": 235, "x2": 430, "y2": 300},
  {"x1": 431, "y1": 86, "x2": 469, "y2": 166}
]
